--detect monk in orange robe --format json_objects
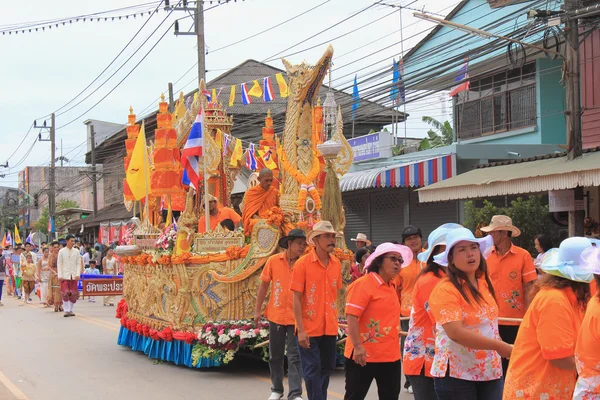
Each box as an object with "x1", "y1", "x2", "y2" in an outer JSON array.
[
  {"x1": 242, "y1": 168, "x2": 280, "y2": 236},
  {"x1": 198, "y1": 194, "x2": 242, "y2": 233}
]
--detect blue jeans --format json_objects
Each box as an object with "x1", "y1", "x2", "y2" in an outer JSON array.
[
  {"x1": 297, "y1": 335, "x2": 337, "y2": 400},
  {"x1": 434, "y1": 375, "x2": 503, "y2": 400}
]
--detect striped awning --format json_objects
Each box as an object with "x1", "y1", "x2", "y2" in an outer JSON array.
[{"x1": 340, "y1": 154, "x2": 456, "y2": 192}]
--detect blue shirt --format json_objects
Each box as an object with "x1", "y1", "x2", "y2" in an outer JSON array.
[{"x1": 84, "y1": 267, "x2": 100, "y2": 275}]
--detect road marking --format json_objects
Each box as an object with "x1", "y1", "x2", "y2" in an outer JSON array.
[
  {"x1": 250, "y1": 374, "x2": 344, "y2": 399},
  {"x1": 76, "y1": 314, "x2": 120, "y2": 332},
  {"x1": 0, "y1": 370, "x2": 30, "y2": 400}
]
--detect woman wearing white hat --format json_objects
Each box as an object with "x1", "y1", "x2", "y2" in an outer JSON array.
[
  {"x1": 504, "y1": 237, "x2": 594, "y2": 400},
  {"x1": 573, "y1": 246, "x2": 600, "y2": 399},
  {"x1": 428, "y1": 227, "x2": 512, "y2": 400},
  {"x1": 403, "y1": 223, "x2": 462, "y2": 400},
  {"x1": 343, "y1": 242, "x2": 413, "y2": 400}
]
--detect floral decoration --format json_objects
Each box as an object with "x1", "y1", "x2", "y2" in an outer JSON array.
[
  {"x1": 225, "y1": 246, "x2": 244, "y2": 260},
  {"x1": 296, "y1": 184, "x2": 322, "y2": 212},
  {"x1": 172, "y1": 252, "x2": 192, "y2": 264},
  {"x1": 156, "y1": 225, "x2": 177, "y2": 251},
  {"x1": 279, "y1": 147, "x2": 321, "y2": 186},
  {"x1": 265, "y1": 206, "x2": 284, "y2": 227},
  {"x1": 334, "y1": 248, "x2": 355, "y2": 262},
  {"x1": 122, "y1": 225, "x2": 136, "y2": 245}
]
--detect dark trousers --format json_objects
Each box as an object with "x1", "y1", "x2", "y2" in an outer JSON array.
[
  {"x1": 344, "y1": 358, "x2": 401, "y2": 400},
  {"x1": 268, "y1": 322, "x2": 302, "y2": 399},
  {"x1": 498, "y1": 325, "x2": 519, "y2": 377},
  {"x1": 400, "y1": 319, "x2": 411, "y2": 388},
  {"x1": 297, "y1": 335, "x2": 337, "y2": 400},
  {"x1": 434, "y1": 375, "x2": 503, "y2": 400},
  {"x1": 0, "y1": 278, "x2": 3, "y2": 300},
  {"x1": 407, "y1": 366, "x2": 437, "y2": 400}
]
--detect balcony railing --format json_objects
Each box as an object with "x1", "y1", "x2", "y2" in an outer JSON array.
[{"x1": 454, "y1": 84, "x2": 537, "y2": 140}]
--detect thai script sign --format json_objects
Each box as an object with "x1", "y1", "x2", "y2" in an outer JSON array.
[
  {"x1": 194, "y1": 236, "x2": 244, "y2": 253},
  {"x1": 134, "y1": 235, "x2": 160, "y2": 250},
  {"x1": 348, "y1": 131, "x2": 393, "y2": 162},
  {"x1": 549, "y1": 190, "x2": 584, "y2": 212},
  {"x1": 82, "y1": 277, "x2": 124, "y2": 296}
]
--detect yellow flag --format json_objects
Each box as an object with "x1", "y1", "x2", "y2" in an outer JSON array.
[
  {"x1": 229, "y1": 85, "x2": 236, "y2": 106},
  {"x1": 14, "y1": 224, "x2": 21, "y2": 244},
  {"x1": 258, "y1": 146, "x2": 277, "y2": 170},
  {"x1": 126, "y1": 123, "x2": 150, "y2": 201},
  {"x1": 275, "y1": 73, "x2": 289, "y2": 98},
  {"x1": 165, "y1": 196, "x2": 173, "y2": 226},
  {"x1": 173, "y1": 92, "x2": 186, "y2": 122},
  {"x1": 212, "y1": 88, "x2": 217, "y2": 102},
  {"x1": 230, "y1": 139, "x2": 243, "y2": 167},
  {"x1": 248, "y1": 80, "x2": 263, "y2": 98}
]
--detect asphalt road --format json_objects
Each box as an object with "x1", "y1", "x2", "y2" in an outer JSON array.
[{"x1": 0, "y1": 289, "x2": 412, "y2": 400}]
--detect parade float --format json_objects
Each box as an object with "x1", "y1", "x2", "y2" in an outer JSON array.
[{"x1": 115, "y1": 45, "x2": 355, "y2": 368}]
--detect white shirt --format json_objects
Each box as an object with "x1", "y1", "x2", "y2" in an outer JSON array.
[
  {"x1": 83, "y1": 253, "x2": 91, "y2": 265},
  {"x1": 57, "y1": 247, "x2": 83, "y2": 280}
]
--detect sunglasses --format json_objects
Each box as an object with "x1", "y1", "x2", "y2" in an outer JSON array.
[{"x1": 384, "y1": 256, "x2": 404, "y2": 264}]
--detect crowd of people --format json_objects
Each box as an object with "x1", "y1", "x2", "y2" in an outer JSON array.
[
  {"x1": 254, "y1": 216, "x2": 600, "y2": 400},
  {"x1": 0, "y1": 235, "x2": 122, "y2": 314}
]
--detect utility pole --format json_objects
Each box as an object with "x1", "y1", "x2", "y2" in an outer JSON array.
[
  {"x1": 90, "y1": 125, "x2": 98, "y2": 217},
  {"x1": 168, "y1": 82, "x2": 175, "y2": 113},
  {"x1": 35, "y1": 115, "x2": 56, "y2": 239},
  {"x1": 170, "y1": 0, "x2": 206, "y2": 85}
]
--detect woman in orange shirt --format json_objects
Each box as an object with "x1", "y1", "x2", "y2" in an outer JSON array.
[
  {"x1": 429, "y1": 227, "x2": 512, "y2": 400},
  {"x1": 504, "y1": 237, "x2": 594, "y2": 399},
  {"x1": 344, "y1": 242, "x2": 413, "y2": 400},
  {"x1": 403, "y1": 223, "x2": 462, "y2": 400}
]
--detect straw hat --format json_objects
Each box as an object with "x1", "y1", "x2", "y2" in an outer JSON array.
[
  {"x1": 434, "y1": 227, "x2": 494, "y2": 267},
  {"x1": 364, "y1": 242, "x2": 413, "y2": 270},
  {"x1": 417, "y1": 223, "x2": 463, "y2": 263},
  {"x1": 540, "y1": 237, "x2": 595, "y2": 283},
  {"x1": 278, "y1": 228, "x2": 307, "y2": 249},
  {"x1": 306, "y1": 221, "x2": 340, "y2": 246},
  {"x1": 479, "y1": 215, "x2": 521, "y2": 237},
  {"x1": 350, "y1": 233, "x2": 371, "y2": 246}
]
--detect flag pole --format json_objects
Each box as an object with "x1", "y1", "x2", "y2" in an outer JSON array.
[
  {"x1": 142, "y1": 122, "x2": 150, "y2": 222},
  {"x1": 202, "y1": 109, "x2": 210, "y2": 233},
  {"x1": 399, "y1": 7, "x2": 408, "y2": 146}
]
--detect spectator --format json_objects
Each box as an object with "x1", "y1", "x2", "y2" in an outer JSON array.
[
  {"x1": 533, "y1": 234, "x2": 553, "y2": 269},
  {"x1": 350, "y1": 233, "x2": 371, "y2": 251},
  {"x1": 349, "y1": 247, "x2": 370, "y2": 282},
  {"x1": 84, "y1": 260, "x2": 100, "y2": 303}
]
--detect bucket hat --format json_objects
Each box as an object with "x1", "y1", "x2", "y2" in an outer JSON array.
[
  {"x1": 350, "y1": 233, "x2": 372, "y2": 246},
  {"x1": 278, "y1": 228, "x2": 307, "y2": 249},
  {"x1": 306, "y1": 221, "x2": 340, "y2": 246},
  {"x1": 434, "y1": 227, "x2": 494, "y2": 267},
  {"x1": 364, "y1": 242, "x2": 413, "y2": 270},
  {"x1": 540, "y1": 237, "x2": 595, "y2": 283},
  {"x1": 417, "y1": 223, "x2": 463, "y2": 263},
  {"x1": 479, "y1": 215, "x2": 521, "y2": 237}
]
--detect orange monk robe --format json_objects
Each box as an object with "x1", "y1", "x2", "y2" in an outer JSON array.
[
  {"x1": 242, "y1": 185, "x2": 280, "y2": 236},
  {"x1": 197, "y1": 206, "x2": 242, "y2": 233}
]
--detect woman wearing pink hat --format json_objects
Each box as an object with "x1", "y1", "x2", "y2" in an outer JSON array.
[
  {"x1": 428, "y1": 228, "x2": 512, "y2": 400},
  {"x1": 343, "y1": 242, "x2": 413, "y2": 400}
]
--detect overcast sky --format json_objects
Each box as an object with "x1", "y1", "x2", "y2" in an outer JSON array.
[{"x1": 0, "y1": 0, "x2": 455, "y2": 188}]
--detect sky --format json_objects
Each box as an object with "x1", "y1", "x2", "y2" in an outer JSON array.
[{"x1": 0, "y1": 0, "x2": 456, "y2": 188}]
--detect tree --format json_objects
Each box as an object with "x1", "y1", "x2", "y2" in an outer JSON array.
[
  {"x1": 418, "y1": 116, "x2": 454, "y2": 150},
  {"x1": 35, "y1": 199, "x2": 79, "y2": 235}
]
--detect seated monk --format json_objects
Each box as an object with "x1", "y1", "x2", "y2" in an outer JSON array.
[
  {"x1": 197, "y1": 194, "x2": 242, "y2": 233},
  {"x1": 242, "y1": 168, "x2": 280, "y2": 236}
]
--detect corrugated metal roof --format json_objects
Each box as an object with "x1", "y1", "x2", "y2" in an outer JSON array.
[{"x1": 418, "y1": 149, "x2": 600, "y2": 203}]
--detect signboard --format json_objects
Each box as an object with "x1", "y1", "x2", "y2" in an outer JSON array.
[
  {"x1": 82, "y1": 277, "x2": 124, "y2": 296},
  {"x1": 549, "y1": 190, "x2": 585, "y2": 212},
  {"x1": 134, "y1": 234, "x2": 160, "y2": 250},
  {"x1": 194, "y1": 236, "x2": 244, "y2": 253},
  {"x1": 347, "y1": 131, "x2": 393, "y2": 162}
]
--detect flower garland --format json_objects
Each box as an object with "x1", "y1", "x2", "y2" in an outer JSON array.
[
  {"x1": 172, "y1": 252, "x2": 192, "y2": 265},
  {"x1": 156, "y1": 225, "x2": 177, "y2": 251},
  {"x1": 333, "y1": 248, "x2": 355, "y2": 262},
  {"x1": 279, "y1": 148, "x2": 322, "y2": 212},
  {"x1": 225, "y1": 246, "x2": 244, "y2": 260},
  {"x1": 265, "y1": 206, "x2": 284, "y2": 227}
]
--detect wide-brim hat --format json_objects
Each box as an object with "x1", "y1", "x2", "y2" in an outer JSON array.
[
  {"x1": 479, "y1": 215, "x2": 521, "y2": 237},
  {"x1": 350, "y1": 233, "x2": 371, "y2": 246},
  {"x1": 364, "y1": 242, "x2": 413, "y2": 270},
  {"x1": 418, "y1": 223, "x2": 463, "y2": 263},
  {"x1": 540, "y1": 237, "x2": 595, "y2": 283},
  {"x1": 434, "y1": 227, "x2": 494, "y2": 267},
  {"x1": 278, "y1": 228, "x2": 307, "y2": 249},
  {"x1": 582, "y1": 246, "x2": 600, "y2": 275},
  {"x1": 306, "y1": 221, "x2": 340, "y2": 246}
]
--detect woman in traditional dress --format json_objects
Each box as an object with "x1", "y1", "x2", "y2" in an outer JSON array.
[
  {"x1": 102, "y1": 249, "x2": 118, "y2": 306},
  {"x1": 37, "y1": 247, "x2": 51, "y2": 307},
  {"x1": 46, "y1": 242, "x2": 63, "y2": 312}
]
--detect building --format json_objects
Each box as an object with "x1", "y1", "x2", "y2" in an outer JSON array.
[{"x1": 17, "y1": 166, "x2": 104, "y2": 230}]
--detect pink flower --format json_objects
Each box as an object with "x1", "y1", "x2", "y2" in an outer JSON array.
[
  {"x1": 234, "y1": 329, "x2": 241, "y2": 336},
  {"x1": 253, "y1": 328, "x2": 260, "y2": 335},
  {"x1": 218, "y1": 329, "x2": 224, "y2": 336},
  {"x1": 205, "y1": 327, "x2": 212, "y2": 333}
]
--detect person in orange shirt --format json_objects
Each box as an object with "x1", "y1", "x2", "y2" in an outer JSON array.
[
  {"x1": 403, "y1": 223, "x2": 462, "y2": 400},
  {"x1": 197, "y1": 194, "x2": 241, "y2": 233},
  {"x1": 291, "y1": 221, "x2": 342, "y2": 400},
  {"x1": 504, "y1": 237, "x2": 594, "y2": 399},
  {"x1": 344, "y1": 242, "x2": 413, "y2": 400},
  {"x1": 429, "y1": 227, "x2": 512, "y2": 400},
  {"x1": 255, "y1": 229, "x2": 307, "y2": 400},
  {"x1": 241, "y1": 168, "x2": 280, "y2": 236},
  {"x1": 480, "y1": 215, "x2": 536, "y2": 376},
  {"x1": 574, "y1": 247, "x2": 600, "y2": 399}
]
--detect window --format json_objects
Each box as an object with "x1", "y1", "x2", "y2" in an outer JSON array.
[{"x1": 454, "y1": 63, "x2": 537, "y2": 140}]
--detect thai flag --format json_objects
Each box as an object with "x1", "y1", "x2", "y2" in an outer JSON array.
[
  {"x1": 25, "y1": 232, "x2": 33, "y2": 244},
  {"x1": 241, "y1": 83, "x2": 252, "y2": 105},
  {"x1": 263, "y1": 77, "x2": 274, "y2": 102},
  {"x1": 5, "y1": 231, "x2": 11, "y2": 246},
  {"x1": 201, "y1": 89, "x2": 212, "y2": 102},
  {"x1": 48, "y1": 217, "x2": 55, "y2": 233},
  {"x1": 449, "y1": 59, "x2": 470, "y2": 97},
  {"x1": 181, "y1": 108, "x2": 204, "y2": 190},
  {"x1": 246, "y1": 143, "x2": 258, "y2": 171}
]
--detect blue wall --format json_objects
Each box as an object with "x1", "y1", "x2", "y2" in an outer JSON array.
[{"x1": 536, "y1": 58, "x2": 567, "y2": 144}]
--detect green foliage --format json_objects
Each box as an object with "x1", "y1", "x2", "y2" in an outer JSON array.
[
  {"x1": 464, "y1": 196, "x2": 555, "y2": 255},
  {"x1": 35, "y1": 199, "x2": 79, "y2": 234},
  {"x1": 419, "y1": 116, "x2": 454, "y2": 150}
]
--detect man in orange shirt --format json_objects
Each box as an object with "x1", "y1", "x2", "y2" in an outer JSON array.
[
  {"x1": 254, "y1": 229, "x2": 307, "y2": 400},
  {"x1": 291, "y1": 221, "x2": 342, "y2": 400},
  {"x1": 242, "y1": 168, "x2": 280, "y2": 236},
  {"x1": 481, "y1": 215, "x2": 536, "y2": 376},
  {"x1": 197, "y1": 194, "x2": 241, "y2": 233}
]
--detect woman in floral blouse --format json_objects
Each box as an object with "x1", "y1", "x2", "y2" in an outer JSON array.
[
  {"x1": 343, "y1": 242, "x2": 413, "y2": 400},
  {"x1": 403, "y1": 223, "x2": 462, "y2": 400},
  {"x1": 429, "y1": 227, "x2": 512, "y2": 400},
  {"x1": 504, "y1": 237, "x2": 595, "y2": 399}
]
